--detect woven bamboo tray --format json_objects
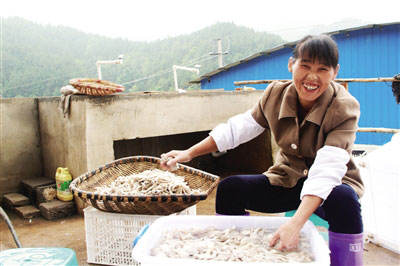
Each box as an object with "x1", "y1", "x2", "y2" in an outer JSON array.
[
  {"x1": 69, "y1": 78, "x2": 125, "y2": 96},
  {"x1": 69, "y1": 156, "x2": 220, "y2": 215}
]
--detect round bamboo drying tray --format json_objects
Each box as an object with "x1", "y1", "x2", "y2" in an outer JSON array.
[
  {"x1": 69, "y1": 156, "x2": 220, "y2": 215},
  {"x1": 69, "y1": 78, "x2": 125, "y2": 96}
]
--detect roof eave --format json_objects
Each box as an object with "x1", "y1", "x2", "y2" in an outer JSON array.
[{"x1": 190, "y1": 22, "x2": 400, "y2": 84}]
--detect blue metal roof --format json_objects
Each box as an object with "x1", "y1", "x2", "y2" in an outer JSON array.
[{"x1": 192, "y1": 22, "x2": 400, "y2": 145}]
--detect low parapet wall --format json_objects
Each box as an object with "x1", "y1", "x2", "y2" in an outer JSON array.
[
  {"x1": 0, "y1": 98, "x2": 42, "y2": 197},
  {"x1": 1, "y1": 90, "x2": 274, "y2": 199}
]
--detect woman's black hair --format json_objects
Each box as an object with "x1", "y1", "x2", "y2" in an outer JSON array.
[
  {"x1": 293, "y1": 35, "x2": 339, "y2": 68},
  {"x1": 392, "y1": 74, "x2": 400, "y2": 104}
]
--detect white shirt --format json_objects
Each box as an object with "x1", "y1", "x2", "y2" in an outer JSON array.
[{"x1": 209, "y1": 110, "x2": 349, "y2": 201}]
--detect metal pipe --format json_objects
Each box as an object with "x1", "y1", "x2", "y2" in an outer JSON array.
[
  {"x1": 173, "y1": 65, "x2": 200, "y2": 92},
  {"x1": 217, "y1": 39, "x2": 223, "y2": 67},
  {"x1": 96, "y1": 56, "x2": 123, "y2": 80},
  {"x1": 0, "y1": 206, "x2": 22, "y2": 248}
]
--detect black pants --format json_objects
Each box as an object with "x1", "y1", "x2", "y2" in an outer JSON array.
[{"x1": 215, "y1": 174, "x2": 363, "y2": 234}]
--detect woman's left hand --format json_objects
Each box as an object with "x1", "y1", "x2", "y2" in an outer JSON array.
[{"x1": 269, "y1": 219, "x2": 302, "y2": 251}]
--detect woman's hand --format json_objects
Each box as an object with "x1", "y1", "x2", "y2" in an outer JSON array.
[
  {"x1": 160, "y1": 150, "x2": 192, "y2": 171},
  {"x1": 269, "y1": 219, "x2": 302, "y2": 251},
  {"x1": 160, "y1": 136, "x2": 219, "y2": 171},
  {"x1": 269, "y1": 195, "x2": 321, "y2": 251}
]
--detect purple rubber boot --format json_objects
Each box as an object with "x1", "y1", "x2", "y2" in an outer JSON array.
[{"x1": 329, "y1": 231, "x2": 363, "y2": 266}]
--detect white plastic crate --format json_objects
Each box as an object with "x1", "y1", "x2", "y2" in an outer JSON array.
[
  {"x1": 84, "y1": 205, "x2": 196, "y2": 266},
  {"x1": 132, "y1": 215, "x2": 330, "y2": 265}
]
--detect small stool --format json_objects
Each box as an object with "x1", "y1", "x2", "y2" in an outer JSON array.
[{"x1": 0, "y1": 248, "x2": 78, "y2": 266}]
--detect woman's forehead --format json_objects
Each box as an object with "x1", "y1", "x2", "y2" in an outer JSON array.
[
  {"x1": 298, "y1": 56, "x2": 330, "y2": 67},
  {"x1": 297, "y1": 47, "x2": 332, "y2": 65}
]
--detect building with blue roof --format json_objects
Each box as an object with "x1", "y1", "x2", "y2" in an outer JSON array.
[{"x1": 191, "y1": 22, "x2": 400, "y2": 145}]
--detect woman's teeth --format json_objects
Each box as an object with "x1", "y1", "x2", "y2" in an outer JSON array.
[{"x1": 304, "y1": 84, "x2": 318, "y2": 90}]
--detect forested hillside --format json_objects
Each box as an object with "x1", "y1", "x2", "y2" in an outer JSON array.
[{"x1": 1, "y1": 17, "x2": 285, "y2": 97}]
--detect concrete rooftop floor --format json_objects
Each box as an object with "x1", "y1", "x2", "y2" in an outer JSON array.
[
  {"x1": 1, "y1": 168, "x2": 399, "y2": 266},
  {"x1": 1, "y1": 187, "x2": 399, "y2": 266}
]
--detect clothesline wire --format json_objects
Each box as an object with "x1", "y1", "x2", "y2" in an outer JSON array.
[
  {"x1": 121, "y1": 54, "x2": 217, "y2": 86},
  {"x1": 5, "y1": 53, "x2": 217, "y2": 90}
]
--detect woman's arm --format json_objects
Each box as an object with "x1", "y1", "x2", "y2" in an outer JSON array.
[
  {"x1": 300, "y1": 145, "x2": 350, "y2": 201},
  {"x1": 269, "y1": 195, "x2": 322, "y2": 251},
  {"x1": 161, "y1": 110, "x2": 265, "y2": 170},
  {"x1": 209, "y1": 110, "x2": 265, "y2": 152},
  {"x1": 160, "y1": 136, "x2": 218, "y2": 170},
  {"x1": 270, "y1": 144, "x2": 350, "y2": 251},
  {"x1": 160, "y1": 83, "x2": 274, "y2": 170}
]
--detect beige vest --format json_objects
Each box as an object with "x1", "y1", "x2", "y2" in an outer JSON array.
[{"x1": 251, "y1": 81, "x2": 364, "y2": 198}]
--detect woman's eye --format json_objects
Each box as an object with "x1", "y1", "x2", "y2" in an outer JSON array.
[{"x1": 301, "y1": 64, "x2": 310, "y2": 69}]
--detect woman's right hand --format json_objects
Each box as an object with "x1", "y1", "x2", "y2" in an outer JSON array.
[
  {"x1": 160, "y1": 136, "x2": 219, "y2": 171},
  {"x1": 160, "y1": 150, "x2": 192, "y2": 171}
]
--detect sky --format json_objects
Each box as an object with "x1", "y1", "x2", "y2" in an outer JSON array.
[{"x1": 1, "y1": 0, "x2": 399, "y2": 42}]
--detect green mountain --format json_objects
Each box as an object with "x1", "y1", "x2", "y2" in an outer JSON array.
[{"x1": 0, "y1": 17, "x2": 285, "y2": 97}]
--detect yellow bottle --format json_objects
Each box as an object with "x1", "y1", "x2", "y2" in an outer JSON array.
[{"x1": 56, "y1": 167, "x2": 73, "y2": 201}]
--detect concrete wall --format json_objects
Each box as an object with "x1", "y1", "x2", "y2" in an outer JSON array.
[
  {"x1": 37, "y1": 90, "x2": 271, "y2": 177},
  {"x1": 38, "y1": 97, "x2": 88, "y2": 180},
  {"x1": 0, "y1": 98, "x2": 42, "y2": 196},
  {"x1": 1, "y1": 90, "x2": 275, "y2": 202},
  {"x1": 114, "y1": 130, "x2": 273, "y2": 176},
  {"x1": 84, "y1": 90, "x2": 266, "y2": 170}
]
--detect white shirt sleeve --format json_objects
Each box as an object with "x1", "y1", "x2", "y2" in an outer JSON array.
[
  {"x1": 300, "y1": 145, "x2": 350, "y2": 202},
  {"x1": 209, "y1": 110, "x2": 265, "y2": 152}
]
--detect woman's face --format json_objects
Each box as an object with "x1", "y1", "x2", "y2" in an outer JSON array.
[{"x1": 288, "y1": 56, "x2": 339, "y2": 111}]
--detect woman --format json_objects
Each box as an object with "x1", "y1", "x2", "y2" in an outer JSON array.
[{"x1": 161, "y1": 35, "x2": 364, "y2": 266}]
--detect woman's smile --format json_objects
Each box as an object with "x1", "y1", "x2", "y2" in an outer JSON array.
[
  {"x1": 288, "y1": 57, "x2": 339, "y2": 111},
  {"x1": 303, "y1": 82, "x2": 319, "y2": 91}
]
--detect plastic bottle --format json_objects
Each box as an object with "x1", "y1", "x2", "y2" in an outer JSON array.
[{"x1": 56, "y1": 167, "x2": 73, "y2": 201}]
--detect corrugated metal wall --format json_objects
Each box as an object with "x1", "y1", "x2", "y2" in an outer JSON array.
[
  {"x1": 201, "y1": 48, "x2": 292, "y2": 91},
  {"x1": 201, "y1": 24, "x2": 400, "y2": 145},
  {"x1": 335, "y1": 24, "x2": 400, "y2": 145}
]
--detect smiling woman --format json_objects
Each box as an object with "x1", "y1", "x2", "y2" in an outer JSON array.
[
  {"x1": 161, "y1": 34, "x2": 364, "y2": 266},
  {"x1": 288, "y1": 35, "x2": 340, "y2": 112}
]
